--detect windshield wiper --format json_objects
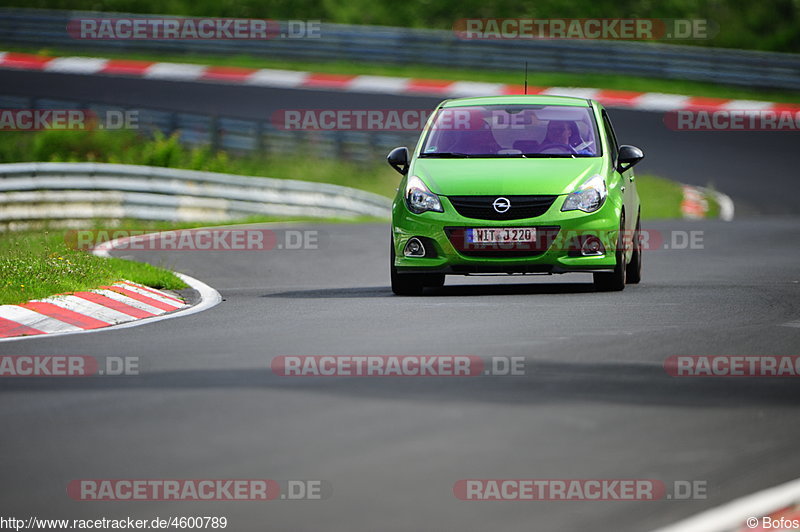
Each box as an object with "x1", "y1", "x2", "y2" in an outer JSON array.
[
  {"x1": 419, "y1": 152, "x2": 472, "y2": 158},
  {"x1": 522, "y1": 153, "x2": 576, "y2": 158}
]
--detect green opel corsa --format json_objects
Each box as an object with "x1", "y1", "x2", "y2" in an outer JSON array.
[{"x1": 387, "y1": 95, "x2": 645, "y2": 295}]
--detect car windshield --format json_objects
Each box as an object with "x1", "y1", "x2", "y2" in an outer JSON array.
[{"x1": 419, "y1": 104, "x2": 600, "y2": 158}]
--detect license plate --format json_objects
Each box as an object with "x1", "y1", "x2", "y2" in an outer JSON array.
[{"x1": 466, "y1": 227, "x2": 536, "y2": 244}]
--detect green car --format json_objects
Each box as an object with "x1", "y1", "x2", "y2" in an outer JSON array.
[{"x1": 387, "y1": 95, "x2": 644, "y2": 295}]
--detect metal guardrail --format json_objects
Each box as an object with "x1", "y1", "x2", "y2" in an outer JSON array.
[
  {"x1": 0, "y1": 8, "x2": 798, "y2": 90},
  {"x1": 0, "y1": 162, "x2": 392, "y2": 227},
  {"x1": 0, "y1": 94, "x2": 418, "y2": 163}
]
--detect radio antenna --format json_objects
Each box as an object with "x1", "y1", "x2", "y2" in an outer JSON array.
[{"x1": 524, "y1": 61, "x2": 528, "y2": 95}]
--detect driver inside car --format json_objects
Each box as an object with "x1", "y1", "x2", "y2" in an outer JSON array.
[{"x1": 541, "y1": 120, "x2": 594, "y2": 155}]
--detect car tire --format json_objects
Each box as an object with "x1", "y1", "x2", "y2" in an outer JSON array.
[
  {"x1": 626, "y1": 215, "x2": 642, "y2": 284},
  {"x1": 424, "y1": 274, "x2": 446, "y2": 288},
  {"x1": 390, "y1": 237, "x2": 425, "y2": 296},
  {"x1": 593, "y1": 218, "x2": 626, "y2": 292}
]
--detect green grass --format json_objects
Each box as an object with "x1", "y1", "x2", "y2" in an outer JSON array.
[
  {"x1": 5, "y1": 45, "x2": 800, "y2": 104},
  {"x1": 636, "y1": 174, "x2": 684, "y2": 219},
  {"x1": 636, "y1": 173, "x2": 719, "y2": 220},
  {"x1": 0, "y1": 230, "x2": 187, "y2": 305}
]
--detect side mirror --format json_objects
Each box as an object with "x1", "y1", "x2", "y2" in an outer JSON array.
[
  {"x1": 617, "y1": 145, "x2": 644, "y2": 173},
  {"x1": 387, "y1": 147, "x2": 409, "y2": 175}
]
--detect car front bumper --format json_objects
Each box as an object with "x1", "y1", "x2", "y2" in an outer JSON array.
[{"x1": 392, "y1": 194, "x2": 623, "y2": 275}]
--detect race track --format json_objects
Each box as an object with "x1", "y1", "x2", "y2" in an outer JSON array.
[{"x1": 1, "y1": 68, "x2": 799, "y2": 532}]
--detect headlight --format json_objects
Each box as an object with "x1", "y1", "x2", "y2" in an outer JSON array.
[
  {"x1": 561, "y1": 175, "x2": 607, "y2": 213},
  {"x1": 405, "y1": 176, "x2": 443, "y2": 214}
]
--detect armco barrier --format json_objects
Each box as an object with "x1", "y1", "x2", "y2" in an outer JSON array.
[
  {"x1": 0, "y1": 162, "x2": 392, "y2": 226},
  {"x1": 0, "y1": 8, "x2": 798, "y2": 90}
]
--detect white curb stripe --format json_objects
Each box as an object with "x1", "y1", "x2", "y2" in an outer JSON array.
[
  {"x1": 246, "y1": 68, "x2": 309, "y2": 87},
  {"x1": 145, "y1": 62, "x2": 207, "y2": 80},
  {"x1": 633, "y1": 92, "x2": 692, "y2": 111},
  {"x1": 93, "y1": 289, "x2": 167, "y2": 315},
  {"x1": 0, "y1": 306, "x2": 81, "y2": 333},
  {"x1": 347, "y1": 75, "x2": 410, "y2": 93},
  {"x1": 446, "y1": 81, "x2": 507, "y2": 97},
  {"x1": 44, "y1": 57, "x2": 109, "y2": 74},
  {"x1": 541, "y1": 87, "x2": 600, "y2": 99},
  {"x1": 42, "y1": 296, "x2": 133, "y2": 325},
  {"x1": 722, "y1": 99, "x2": 776, "y2": 111}
]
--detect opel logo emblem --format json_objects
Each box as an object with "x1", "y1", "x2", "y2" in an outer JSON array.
[{"x1": 492, "y1": 197, "x2": 511, "y2": 213}]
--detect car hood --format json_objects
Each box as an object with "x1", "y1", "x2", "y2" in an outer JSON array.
[{"x1": 412, "y1": 158, "x2": 605, "y2": 196}]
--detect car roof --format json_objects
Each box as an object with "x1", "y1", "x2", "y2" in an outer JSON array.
[{"x1": 440, "y1": 95, "x2": 593, "y2": 108}]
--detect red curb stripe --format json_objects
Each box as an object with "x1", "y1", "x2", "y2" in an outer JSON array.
[
  {"x1": 501, "y1": 84, "x2": 545, "y2": 95},
  {"x1": 303, "y1": 73, "x2": 357, "y2": 88},
  {"x1": 683, "y1": 96, "x2": 731, "y2": 110},
  {"x1": 405, "y1": 79, "x2": 454, "y2": 93},
  {"x1": 19, "y1": 302, "x2": 109, "y2": 330},
  {"x1": 771, "y1": 103, "x2": 800, "y2": 113},
  {"x1": 0, "y1": 53, "x2": 52, "y2": 70},
  {"x1": 202, "y1": 65, "x2": 259, "y2": 81},
  {"x1": 595, "y1": 89, "x2": 643, "y2": 106},
  {"x1": 121, "y1": 282, "x2": 183, "y2": 304},
  {"x1": 100, "y1": 286, "x2": 179, "y2": 311},
  {"x1": 0, "y1": 317, "x2": 45, "y2": 338},
  {"x1": 101, "y1": 59, "x2": 154, "y2": 75},
  {"x1": 73, "y1": 292, "x2": 155, "y2": 318}
]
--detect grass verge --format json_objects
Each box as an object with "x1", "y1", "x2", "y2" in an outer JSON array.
[
  {"x1": 0, "y1": 214, "x2": 387, "y2": 306},
  {"x1": 6, "y1": 45, "x2": 800, "y2": 104},
  {"x1": 0, "y1": 230, "x2": 186, "y2": 305}
]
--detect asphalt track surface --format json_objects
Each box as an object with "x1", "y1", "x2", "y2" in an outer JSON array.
[{"x1": 1, "y1": 69, "x2": 799, "y2": 531}]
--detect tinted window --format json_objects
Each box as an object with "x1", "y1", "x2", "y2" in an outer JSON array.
[{"x1": 420, "y1": 104, "x2": 601, "y2": 158}]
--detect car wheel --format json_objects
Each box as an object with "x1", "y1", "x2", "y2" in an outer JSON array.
[
  {"x1": 390, "y1": 237, "x2": 425, "y2": 296},
  {"x1": 593, "y1": 218, "x2": 626, "y2": 292},
  {"x1": 626, "y1": 215, "x2": 642, "y2": 284}
]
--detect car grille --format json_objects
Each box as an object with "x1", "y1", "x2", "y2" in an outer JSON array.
[{"x1": 447, "y1": 195, "x2": 558, "y2": 220}]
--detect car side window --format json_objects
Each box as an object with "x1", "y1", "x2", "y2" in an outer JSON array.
[{"x1": 601, "y1": 111, "x2": 619, "y2": 164}]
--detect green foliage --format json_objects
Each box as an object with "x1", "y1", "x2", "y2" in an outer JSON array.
[
  {"x1": 0, "y1": 230, "x2": 186, "y2": 305},
  {"x1": 2, "y1": 0, "x2": 797, "y2": 52}
]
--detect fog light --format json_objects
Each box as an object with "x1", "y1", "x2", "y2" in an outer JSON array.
[
  {"x1": 404, "y1": 237, "x2": 426, "y2": 257},
  {"x1": 581, "y1": 236, "x2": 605, "y2": 256}
]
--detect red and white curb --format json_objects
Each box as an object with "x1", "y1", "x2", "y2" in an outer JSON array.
[
  {"x1": 1, "y1": 51, "x2": 798, "y2": 113},
  {"x1": 0, "y1": 237, "x2": 221, "y2": 341},
  {"x1": 681, "y1": 185, "x2": 735, "y2": 221},
  {"x1": 651, "y1": 477, "x2": 800, "y2": 532},
  {"x1": 0, "y1": 280, "x2": 185, "y2": 339}
]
